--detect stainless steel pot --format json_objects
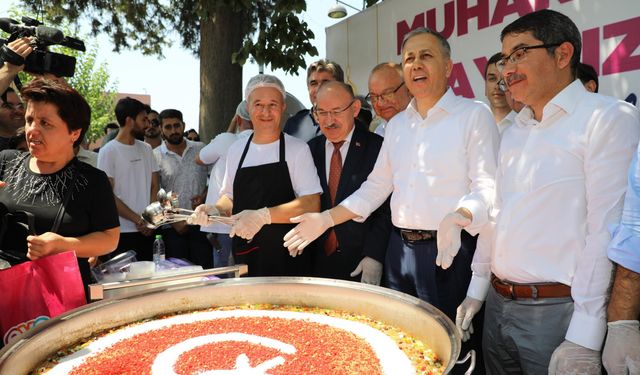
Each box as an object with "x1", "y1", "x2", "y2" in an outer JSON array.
[{"x1": 0, "y1": 277, "x2": 471, "y2": 374}]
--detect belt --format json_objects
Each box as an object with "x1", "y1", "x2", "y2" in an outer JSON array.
[
  {"x1": 491, "y1": 274, "x2": 572, "y2": 300},
  {"x1": 396, "y1": 227, "x2": 437, "y2": 242}
]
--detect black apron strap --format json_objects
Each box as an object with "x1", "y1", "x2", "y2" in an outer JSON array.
[
  {"x1": 237, "y1": 133, "x2": 254, "y2": 171},
  {"x1": 279, "y1": 132, "x2": 285, "y2": 162}
]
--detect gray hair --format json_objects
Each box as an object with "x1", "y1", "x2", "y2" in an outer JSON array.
[{"x1": 400, "y1": 27, "x2": 451, "y2": 59}]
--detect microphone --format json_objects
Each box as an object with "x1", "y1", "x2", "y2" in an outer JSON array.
[
  {"x1": 0, "y1": 18, "x2": 63, "y2": 45},
  {"x1": 35, "y1": 26, "x2": 64, "y2": 44},
  {"x1": 0, "y1": 18, "x2": 19, "y2": 34}
]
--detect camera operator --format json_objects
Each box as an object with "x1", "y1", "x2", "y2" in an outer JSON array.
[
  {"x1": 0, "y1": 37, "x2": 31, "y2": 94},
  {"x1": 0, "y1": 38, "x2": 31, "y2": 151}
]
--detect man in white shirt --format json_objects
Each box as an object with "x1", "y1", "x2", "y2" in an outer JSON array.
[
  {"x1": 192, "y1": 75, "x2": 322, "y2": 276},
  {"x1": 97, "y1": 97, "x2": 160, "y2": 261},
  {"x1": 197, "y1": 100, "x2": 253, "y2": 269},
  {"x1": 484, "y1": 53, "x2": 512, "y2": 135},
  {"x1": 154, "y1": 109, "x2": 210, "y2": 268},
  {"x1": 455, "y1": 9, "x2": 640, "y2": 374},
  {"x1": 283, "y1": 29, "x2": 498, "y2": 368},
  {"x1": 366, "y1": 63, "x2": 412, "y2": 137}
]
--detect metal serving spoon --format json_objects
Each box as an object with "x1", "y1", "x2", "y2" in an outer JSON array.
[{"x1": 141, "y1": 202, "x2": 235, "y2": 229}]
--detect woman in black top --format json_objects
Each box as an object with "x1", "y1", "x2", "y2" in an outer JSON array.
[{"x1": 0, "y1": 79, "x2": 120, "y2": 296}]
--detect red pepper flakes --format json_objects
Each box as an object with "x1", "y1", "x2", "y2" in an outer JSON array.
[{"x1": 36, "y1": 305, "x2": 443, "y2": 375}]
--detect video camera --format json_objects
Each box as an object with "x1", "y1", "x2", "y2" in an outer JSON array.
[{"x1": 0, "y1": 16, "x2": 86, "y2": 77}]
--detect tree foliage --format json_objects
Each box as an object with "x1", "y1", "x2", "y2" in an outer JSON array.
[
  {"x1": 16, "y1": 0, "x2": 320, "y2": 141},
  {"x1": 16, "y1": 0, "x2": 384, "y2": 140},
  {"x1": 19, "y1": 0, "x2": 318, "y2": 75}
]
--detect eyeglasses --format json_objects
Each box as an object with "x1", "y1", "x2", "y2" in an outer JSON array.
[
  {"x1": 252, "y1": 103, "x2": 281, "y2": 113},
  {"x1": 1, "y1": 102, "x2": 24, "y2": 111},
  {"x1": 314, "y1": 99, "x2": 356, "y2": 120},
  {"x1": 366, "y1": 82, "x2": 405, "y2": 103},
  {"x1": 496, "y1": 43, "x2": 562, "y2": 72}
]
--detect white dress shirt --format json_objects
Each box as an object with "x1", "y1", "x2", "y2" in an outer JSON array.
[
  {"x1": 340, "y1": 88, "x2": 499, "y2": 234},
  {"x1": 497, "y1": 110, "x2": 517, "y2": 136},
  {"x1": 469, "y1": 80, "x2": 640, "y2": 350}
]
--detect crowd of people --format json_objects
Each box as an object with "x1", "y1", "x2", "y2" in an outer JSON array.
[{"x1": 0, "y1": 7, "x2": 638, "y2": 375}]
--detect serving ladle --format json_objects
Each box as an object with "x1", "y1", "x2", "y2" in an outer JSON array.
[{"x1": 141, "y1": 201, "x2": 235, "y2": 229}]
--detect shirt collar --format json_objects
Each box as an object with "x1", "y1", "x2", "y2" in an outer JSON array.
[
  {"x1": 406, "y1": 87, "x2": 457, "y2": 119},
  {"x1": 160, "y1": 138, "x2": 192, "y2": 155},
  {"x1": 515, "y1": 80, "x2": 585, "y2": 127},
  {"x1": 325, "y1": 126, "x2": 355, "y2": 149}
]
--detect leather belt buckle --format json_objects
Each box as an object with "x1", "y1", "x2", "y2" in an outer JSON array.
[
  {"x1": 398, "y1": 228, "x2": 436, "y2": 242},
  {"x1": 491, "y1": 274, "x2": 571, "y2": 300}
]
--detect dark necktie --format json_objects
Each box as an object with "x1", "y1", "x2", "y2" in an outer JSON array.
[{"x1": 324, "y1": 141, "x2": 344, "y2": 256}]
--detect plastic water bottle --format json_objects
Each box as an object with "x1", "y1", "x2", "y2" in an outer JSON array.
[{"x1": 153, "y1": 234, "x2": 165, "y2": 267}]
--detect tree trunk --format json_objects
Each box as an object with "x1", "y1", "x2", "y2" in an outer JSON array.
[{"x1": 199, "y1": 3, "x2": 246, "y2": 143}]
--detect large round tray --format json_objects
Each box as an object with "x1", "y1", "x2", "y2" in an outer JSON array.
[{"x1": 0, "y1": 277, "x2": 462, "y2": 374}]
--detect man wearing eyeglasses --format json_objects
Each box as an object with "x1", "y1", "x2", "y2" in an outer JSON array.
[
  {"x1": 306, "y1": 81, "x2": 391, "y2": 284},
  {"x1": 0, "y1": 87, "x2": 25, "y2": 152},
  {"x1": 0, "y1": 38, "x2": 30, "y2": 152},
  {"x1": 153, "y1": 109, "x2": 210, "y2": 268},
  {"x1": 454, "y1": 10, "x2": 640, "y2": 375},
  {"x1": 284, "y1": 59, "x2": 370, "y2": 142},
  {"x1": 366, "y1": 63, "x2": 412, "y2": 137},
  {"x1": 284, "y1": 28, "x2": 498, "y2": 365},
  {"x1": 144, "y1": 108, "x2": 162, "y2": 149}
]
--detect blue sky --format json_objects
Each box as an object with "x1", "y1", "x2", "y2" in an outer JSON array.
[{"x1": 0, "y1": 1, "x2": 360, "y2": 131}]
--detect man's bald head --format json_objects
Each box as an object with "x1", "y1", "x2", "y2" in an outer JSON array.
[{"x1": 316, "y1": 80, "x2": 355, "y2": 100}]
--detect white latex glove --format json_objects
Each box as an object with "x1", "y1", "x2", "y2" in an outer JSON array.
[
  {"x1": 549, "y1": 340, "x2": 601, "y2": 375},
  {"x1": 455, "y1": 296, "x2": 483, "y2": 342},
  {"x1": 187, "y1": 204, "x2": 217, "y2": 226},
  {"x1": 436, "y1": 211, "x2": 471, "y2": 269},
  {"x1": 350, "y1": 257, "x2": 383, "y2": 285},
  {"x1": 283, "y1": 211, "x2": 334, "y2": 257},
  {"x1": 229, "y1": 207, "x2": 271, "y2": 240},
  {"x1": 603, "y1": 320, "x2": 640, "y2": 375}
]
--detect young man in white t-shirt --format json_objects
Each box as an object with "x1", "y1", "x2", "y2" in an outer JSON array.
[{"x1": 97, "y1": 97, "x2": 160, "y2": 261}]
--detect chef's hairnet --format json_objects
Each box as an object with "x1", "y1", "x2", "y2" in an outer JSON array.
[{"x1": 244, "y1": 74, "x2": 286, "y2": 101}]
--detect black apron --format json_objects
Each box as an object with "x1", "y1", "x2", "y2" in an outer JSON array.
[{"x1": 232, "y1": 133, "x2": 311, "y2": 276}]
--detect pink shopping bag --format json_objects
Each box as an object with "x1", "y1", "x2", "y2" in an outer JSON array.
[{"x1": 0, "y1": 251, "x2": 86, "y2": 345}]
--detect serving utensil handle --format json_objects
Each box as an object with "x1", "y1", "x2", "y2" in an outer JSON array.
[{"x1": 455, "y1": 349, "x2": 475, "y2": 374}]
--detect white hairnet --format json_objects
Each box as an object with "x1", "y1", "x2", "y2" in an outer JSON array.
[
  {"x1": 235, "y1": 100, "x2": 250, "y2": 121},
  {"x1": 244, "y1": 74, "x2": 286, "y2": 101}
]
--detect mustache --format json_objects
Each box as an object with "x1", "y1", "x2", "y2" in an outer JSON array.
[
  {"x1": 506, "y1": 73, "x2": 526, "y2": 87},
  {"x1": 323, "y1": 123, "x2": 339, "y2": 129}
]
